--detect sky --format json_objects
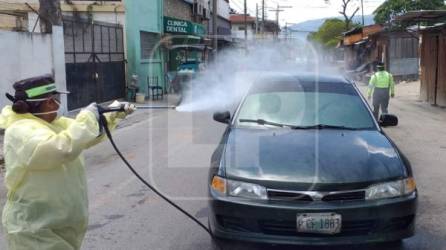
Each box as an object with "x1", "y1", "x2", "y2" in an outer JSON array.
[{"x1": 229, "y1": 0, "x2": 386, "y2": 25}]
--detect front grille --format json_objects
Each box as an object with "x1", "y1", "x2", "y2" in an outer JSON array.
[
  {"x1": 267, "y1": 189, "x2": 366, "y2": 202},
  {"x1": 268, "y1": 190, "x2": 313, "y2": 202},
  {"x1": 258, "y1": 219, "x2": 376, "y2": 237},
  {"x1": 322, "y1": 191, "x2": 365, "y2": 202}
]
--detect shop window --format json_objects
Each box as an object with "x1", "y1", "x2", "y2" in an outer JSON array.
[{"x1": 140, "y1": 31, "x2": 159, "y2": 59}]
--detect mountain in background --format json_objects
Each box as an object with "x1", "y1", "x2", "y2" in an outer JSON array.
[{"x1": 289, "y1": 15, "x2": 375, "y2": 33}]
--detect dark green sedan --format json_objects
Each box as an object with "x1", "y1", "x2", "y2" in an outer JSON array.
[{"x1": 208, "y1": 74, "x2": 417, "y2": 246}]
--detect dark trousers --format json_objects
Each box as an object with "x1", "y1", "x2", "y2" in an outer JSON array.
[{"x1": 372, "y1": 87, "x2": 390, "y2": 119}]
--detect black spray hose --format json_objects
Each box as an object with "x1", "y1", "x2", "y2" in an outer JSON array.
[{"x1": 97, "y1": 107, "x2": 217, "y2": 242}]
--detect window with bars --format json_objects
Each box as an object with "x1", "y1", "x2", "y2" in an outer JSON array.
[{"x1": 140, "y1": 31, "x2": 159, "y2": 60}]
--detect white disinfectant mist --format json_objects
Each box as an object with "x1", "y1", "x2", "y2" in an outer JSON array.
[{"x1": 175, "y1": 39, "x2": 341, "y2": 113}]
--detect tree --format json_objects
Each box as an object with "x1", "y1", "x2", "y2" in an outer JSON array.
[
  {"x1": 374, "y1": 0, "x2": 445, "y2": 24},
  {"x1": 39, "y1": 0, "x2": 62, "y2": 33},
  {"x1": 339, "y1": 0, "x2": 360, "y2": 30},
  {"x1": 308, "y1": 18, "x2": 352, "y2": 49}
]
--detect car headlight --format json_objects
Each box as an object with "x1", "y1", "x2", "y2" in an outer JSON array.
[
  {"x1": 365, "y1": 177, "x2": 416, "y2": 200},
  {"x1": 210, "y1": 176, "x2": 268, "y2": 200}
]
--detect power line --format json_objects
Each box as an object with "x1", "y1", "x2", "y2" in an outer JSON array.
[{"x1": 230, "y1": 0, "x2": 386, "y2": 25}]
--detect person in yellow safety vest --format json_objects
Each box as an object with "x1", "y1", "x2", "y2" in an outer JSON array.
[
  {"x1": 367, "y1": 62, "x2": 395, "y2": 119},
  {"x1": 0, "y1": 74, "x2": 135, "y2": 250}
]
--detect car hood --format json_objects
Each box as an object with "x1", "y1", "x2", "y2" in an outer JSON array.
[{"x1": 222, "y1": 128, "x2": 406, "y2": 185}]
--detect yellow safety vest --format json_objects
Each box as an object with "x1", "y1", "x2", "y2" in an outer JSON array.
[{"x1": 368, "y1": 71, "x2": 395, "y2": 97}]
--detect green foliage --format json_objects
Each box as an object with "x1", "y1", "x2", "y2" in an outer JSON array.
[
  {"x1": 308, "y1": 18, "x2": 355, "y2": 49},
  {"x1": 374, "y1": 0, "x2": 445, "y2": 24}
]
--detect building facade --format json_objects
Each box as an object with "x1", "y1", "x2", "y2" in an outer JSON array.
[
  {"x1": 125, "y1": 0, "x2": 165, "y2": 96},
  {"x1": 396, "y1": 11, "x2": 446, "y2": 107},
  {"x1": 163, "y1": 0, "x2": 209, "y2": 78},
  {"x1": 342, "y1": 25, "x2": 419, "y2": 83},
  {"x1": 230, "y1": 14, "x2": 256, "y2": 41},
  {"x1": 230, "y1": 14, "x2": 279, "y2": 41},
  {"x1": 0, "y1": 0, "x2": 127, "y2": 111},
  {"x1": 208, "y1": 0, "x2": 232, "y2": 48},
  {"x1": 0, "y1": 1, "x2": 124, "y2": 32}
]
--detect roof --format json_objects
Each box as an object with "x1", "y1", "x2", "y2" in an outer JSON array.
[
  {"x1": 230, "y1": 14, "x2": 256, "y2": 24},
  {"x1": 420, "y1": 22, "x2": 446, "y2": 32},
  {"x1": 343, "y1": 24, "x2": 383, "y2": 46},
  {"x1": 343, "y1": 27, "x2": 362, "y2": 36},
  {"x1": 343, "y1": 24, "x2": 383, "y2": 37},
  {"x1": 395, "y1": 10, "x2": 446, "y2": 22}
]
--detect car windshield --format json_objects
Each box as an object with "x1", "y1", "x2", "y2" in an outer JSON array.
[{"x1": 236, "y1": 82, "x2": 375, "y2": 130}]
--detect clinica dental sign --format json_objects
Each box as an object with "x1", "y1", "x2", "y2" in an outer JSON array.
[
  {"x1": 164, "y1": 16, "x2": 205, "y2": 36},
  {"x1": 166, "y1": 20, "x2": 188, "y2": 33}
]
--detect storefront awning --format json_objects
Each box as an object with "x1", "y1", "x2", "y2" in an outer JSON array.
[{"x1": 169, "y1": 44, "x2": 207, "y2": 50}]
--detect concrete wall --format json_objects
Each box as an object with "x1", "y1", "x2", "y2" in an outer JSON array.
[
  {"x1": 0, "y1": 26, "x2": 67, "y2": 111},
  {"x1": 231, "y1": 23, "x2": 255, "y2": 40},
  {"x1": 0, "y1": 1, "x2": 124, "y2": 33},
  {"x1": 164, "y1": 0, "x2": 193, "y2": 21}
]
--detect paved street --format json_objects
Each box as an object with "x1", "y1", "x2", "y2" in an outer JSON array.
[{"x1": 1, "y1": 81, "x2": 446, "y2": 249}]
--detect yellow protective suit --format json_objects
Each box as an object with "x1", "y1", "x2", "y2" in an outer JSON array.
[{"x1": 0, "y1": 106, "x2": 121, "y2": 250}]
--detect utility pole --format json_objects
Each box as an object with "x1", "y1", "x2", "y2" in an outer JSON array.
[
  {"x1": 285, "y1": 22, "x2": 288, "y2": 41},
  {"x1": 39, "y1": 0, "x2": 62, "y2": 33},
  {"x1": 255, "y1": 3, "x2": 259, "y2": 35},
  {"x1": 269, "y1": 5, "x2": 292, "y2": 39},
  {"x1": 361, "y1": 0, "x2": 364, "y2": 26},
  {"x1": 261, "y1": 0, "x2": 265, "y2": 36},
  {"x1": 212, "y1": 0, "x2": 218, "y2": 55},
  {"x1": 244, "y1": 0, "x2": 247, "y2": 42}
]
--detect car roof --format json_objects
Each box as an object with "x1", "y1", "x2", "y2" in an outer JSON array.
[
  {"x1": 249, "y1": 73, "x2": 356, "y2": 95},
  {"x1": 254, "y1": 73, "x2": 351, "y2": 85}
]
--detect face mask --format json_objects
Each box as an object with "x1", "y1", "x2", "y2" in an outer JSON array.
[{"x1": 29, "y1": 98, "x2": 61, "y2": 116}]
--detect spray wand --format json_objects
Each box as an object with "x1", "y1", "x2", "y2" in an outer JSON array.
[
  {"x1": 96, "y1": 104, "x2": 217, "y2": 243},
  {"x1": 98, "y1": 105, "x2": 177, "y2": 114}
]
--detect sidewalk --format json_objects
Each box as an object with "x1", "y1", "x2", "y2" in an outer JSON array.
[{"x1": 0, "y1": 94, "x2": 181, "y2": 172}]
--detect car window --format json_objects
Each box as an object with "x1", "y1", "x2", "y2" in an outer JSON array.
[{"x1": 236, "y1": 90, "x2": 375, "y2": 129}]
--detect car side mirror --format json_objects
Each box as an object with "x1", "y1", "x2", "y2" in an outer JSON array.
[
  {"x1": 213, "y1": 111, "x2": 231, "y2": 124},
  {"x1": 379, "y1": 114, "x2": 398, "y2": 127}
]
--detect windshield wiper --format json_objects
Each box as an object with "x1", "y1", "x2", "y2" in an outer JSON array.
[
  {"x1": 239, "y1": 119, "x2": 293, "y2": 128},
  {"x1": 239, "y1": 120, "x2": 368, "y2": 130},
  {"x1": 291, "y1": 124, "x2": 363, "y2": 130}
]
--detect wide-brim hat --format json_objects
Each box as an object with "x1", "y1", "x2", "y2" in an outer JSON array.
[{"x1": 13, "y1": 74, "x2": 69, "y2": 100}]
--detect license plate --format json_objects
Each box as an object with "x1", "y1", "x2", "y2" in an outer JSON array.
[{"x1": 297, "y1": 213, "x2": 342, "y2": 234}]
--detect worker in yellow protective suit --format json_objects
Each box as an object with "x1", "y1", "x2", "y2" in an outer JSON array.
[
  {"x1": 0, "y1": 74, "x2": 135, "y2": 250},
  {"x1": 367, "y1": 62, "x2": 395, "y2": 119}
]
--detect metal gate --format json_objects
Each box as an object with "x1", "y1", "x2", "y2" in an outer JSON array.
[{"x1": 63, "y1": 18, "x2": 125, "y2": 110}]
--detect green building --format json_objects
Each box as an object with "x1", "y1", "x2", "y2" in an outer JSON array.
[{"x1": 124, "y1": 0, "x2": 165, "y2": 96}]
